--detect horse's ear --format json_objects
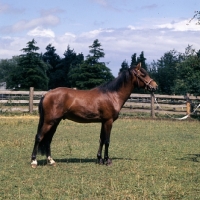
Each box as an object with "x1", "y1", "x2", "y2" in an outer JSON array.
[
  {"x1": 130, "y1": 62, "x2": 141, "y2": 70},
  {"x1": 135, "y1": 62, "x2": 141, "y2": 70}
]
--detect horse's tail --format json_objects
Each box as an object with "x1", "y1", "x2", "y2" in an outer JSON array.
[
  {"x1": 37, "y1": 96, "x2": 45, "y2": 133},
  {"x1": 37, "y1": 96, "x2": 46, "y2": 156}
]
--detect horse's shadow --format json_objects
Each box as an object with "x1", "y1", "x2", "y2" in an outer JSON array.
[
  {"x1": 178, "y1": 154, "x2": 200, "y2": 162},
  {"x1": 36, "y1": 157, "x2": 134, "y2": 166}
]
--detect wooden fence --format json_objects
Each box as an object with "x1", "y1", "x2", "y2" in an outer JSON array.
[
  {"x1": 0, "y1": 87, "x2": 200, "y2": 117},
  {"x1": 0, "y1": 87, "x2": 46, "y2": 113},
  {"x1": 124, "y1": 93, "x2": 200, "y2": 117}
]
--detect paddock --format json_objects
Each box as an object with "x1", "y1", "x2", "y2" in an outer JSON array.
[{"x1": 0, "y1": 116, "x2": 199, "y2": 199}]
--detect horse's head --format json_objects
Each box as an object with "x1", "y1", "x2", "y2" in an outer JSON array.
[{"x1": 131, "y1": 63, "x2": 158, "y2": 92}]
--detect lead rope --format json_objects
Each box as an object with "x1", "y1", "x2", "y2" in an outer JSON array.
[{"x1": 153, "y1": 94, "x2": 200, "y2": 120}]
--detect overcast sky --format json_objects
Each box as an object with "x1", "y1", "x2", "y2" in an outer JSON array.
[{"x1": 0, "y1": 0, "x2": 200, "y2": 76}]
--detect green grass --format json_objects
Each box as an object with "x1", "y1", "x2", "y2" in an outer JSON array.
[{"x1": 0, "y1": 116, "x2": 200, "y2": 199}]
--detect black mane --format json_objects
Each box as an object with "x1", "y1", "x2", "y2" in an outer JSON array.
[{"x1": 98, "y1": 69, "x2": 131, "y2": 93}]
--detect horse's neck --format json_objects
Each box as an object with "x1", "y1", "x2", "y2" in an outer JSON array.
[{"x1": 117, "y1": 81, "x2": 134, "y2": 108}]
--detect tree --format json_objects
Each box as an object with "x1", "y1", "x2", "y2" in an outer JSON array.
[
  {"x1": 42, "y1": 44, "x2": 61, "y2": 89},
  {"x1": 189, "y1": 11, "x2": 200, "y2": 25},
  {"x1": 130, "y1": 53, "x2": 137, "y2": 67},
  {"x1": 48, "y1": 46, "x2": 84, "y2": 89},
  {"x1": 149, "y1": 45, "x2": 200, "y2": 95},
  {"x1": 174, "y1": 46, "x2": 200, "y2": 95},
  {"x1": 151, "y1": 50, "x2": 180, "y2": 94},
  {"x1": 130, "y1": 52, "x2": 147, "y2": 70},
  {"x1": 119, "y1": 60, "x2": 129, "y2": 74},
  {"x1": 137, "y1": 51, "x2": 147, "y2": 70},
  {"x1": 0, "y1": 57, "x2": 19, "y2": 85},
  {"x1": 71, "y1": 62, "x2": 113, "y2": 89},
  {"x1": 86, "y1": 39, "x2": 105, "y2": 64},
  {"x1": 69, "y1": 39, "x2": 114, "y2": 89},
  {"x1": 8, "y1": 39, "x2": 49, "y2": 90},
  {"x1": 42, "y1": 44, "x2": 60, "y2": 71}
]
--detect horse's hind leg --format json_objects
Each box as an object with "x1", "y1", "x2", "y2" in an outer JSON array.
[
  {"x1": 31, "y1": 120, "x2": 60, "y2": 168},
  {"x1": 45, "y1": 121, "x2": 61, "y2": 166},
  {"x1": 31, "y1": 135, "x2": 41, "y2": 168},
  {"x1": 31, "y1": 123, "x2": 53, "y2": 168}
]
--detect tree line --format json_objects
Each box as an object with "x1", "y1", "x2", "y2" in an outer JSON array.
[
  {"x1": 150, "y1": 45, "x2": 200, "y2": 96},
  {"x1": 0, "y1": 39, "x2": 146, "y2": 91},
  {"x1": 0, "y1": 39, "x2": 114, "y2": 91},
  {"x1": 0, "y1": 39, "x2": 200, "y2": 95}
]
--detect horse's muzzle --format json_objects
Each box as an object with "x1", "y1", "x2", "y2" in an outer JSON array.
[{"x1": 147, "y1": 83, "x2": 158, "y2": 92}]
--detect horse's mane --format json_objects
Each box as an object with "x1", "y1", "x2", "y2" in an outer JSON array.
[{"x1": 97, "y1": 69, "x2": 131, "y2": 93}]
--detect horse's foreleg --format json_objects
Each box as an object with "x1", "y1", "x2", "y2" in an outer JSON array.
[
  {"x1": 97, "y1": 120, "x2": 112, "y2": 165},
  {"x1": 97, "y1": 138, "x2": 104, "y2": 164},
  {"x1": 97, "y1": 123, "x2": 105, "y2": 164},
  {"x1": 103, "y1": 120, "x2": 112, "y2": 166}
]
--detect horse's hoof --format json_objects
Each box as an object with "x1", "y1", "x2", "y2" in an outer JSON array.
[
  {"x1": 31, "y1": 160, "x2": 37, "y2": 168},
  {"x1": 31, "y1": 164, "x2": 37, "y2": 168},
  {"x1": 47, "y1": 157, "x2": 56, "y2": 166},
  {"x1": 104, "y1": 158, "x2": 112, "y2": 166},
  {"x1": 97, "y1": 158, "x2": 104, "y2": 165},
  {"x1": 49, "y1": 162, "x2": 56, "y2": 167}
]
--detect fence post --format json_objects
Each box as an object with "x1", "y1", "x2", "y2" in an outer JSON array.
[
  {"x1": 186, "y1": 93, "x2": 191, "y2": 115},
  {"x1": 29, "y1": 87, "x2": 34, "y2": 113},
  {"x1": 151, "y1": 93, "x2": 155, "y2": 118}
]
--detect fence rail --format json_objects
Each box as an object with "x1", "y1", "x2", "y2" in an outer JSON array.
[{"x1": 0, "y1": 88, "x2": 200, "y2": 117}]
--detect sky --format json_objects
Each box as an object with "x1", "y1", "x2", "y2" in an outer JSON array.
[{"x1": 0, "y1": 0, "x2": 200, "y2": 76}]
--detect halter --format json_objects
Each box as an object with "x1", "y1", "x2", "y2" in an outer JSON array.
[{"x1": 132, "y1": 69, "x2": 154, "y2": 90}]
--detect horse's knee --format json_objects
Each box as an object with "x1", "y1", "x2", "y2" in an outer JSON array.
[{"x1": 104, "y1": 139, "x2": 110, "y2": 146}]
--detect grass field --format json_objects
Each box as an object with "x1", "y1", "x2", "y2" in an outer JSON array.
[{"x1": 0, "y1": 116, "x2": 200, "y2": 199}]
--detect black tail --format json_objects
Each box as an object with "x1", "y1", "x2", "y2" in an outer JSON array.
[
  {"x1": 37, "y1": 96, "x2": 45, "y2": 133},
  {"x1": 37, "y1": 96, "x2": 47, "y2": 156}
]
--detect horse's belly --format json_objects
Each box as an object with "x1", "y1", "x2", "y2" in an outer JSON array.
[{"x1": 63, "y1": 110, "x2": 101, "y2": 123}]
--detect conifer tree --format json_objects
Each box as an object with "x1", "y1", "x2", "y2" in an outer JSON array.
[
  {"x1": 119, "y1": 60, "x2": 129, "y2": 74},
  {"x1": 8, "y1": 39, "x2": 49, "y2": 90},
  {"x1": 70, "y1": 39, "x2": 114, "y2": 89}
]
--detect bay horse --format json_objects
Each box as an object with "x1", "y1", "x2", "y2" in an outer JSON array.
[{"x1": 31, "y1": 63, "x2": 157, "y2": 168}]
